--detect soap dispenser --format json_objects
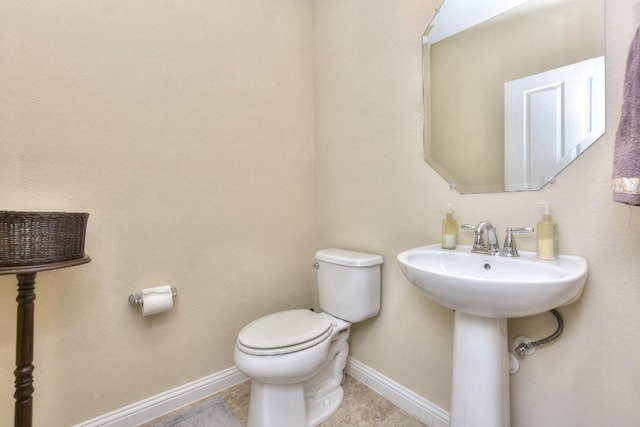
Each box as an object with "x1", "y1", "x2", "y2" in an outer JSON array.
[
  {"x1": 536, "y1": 202, "x2": 558, "y2": 260},
  {"x1": 442, "y1": 204, "x2": 457, "y2": 249}
]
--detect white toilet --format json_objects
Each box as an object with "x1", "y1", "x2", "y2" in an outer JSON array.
[{"x1": 233, "y1": 248, "x2": 383, "y2": 427}]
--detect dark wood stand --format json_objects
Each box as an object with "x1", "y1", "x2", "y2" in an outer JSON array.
[{"x1": 1, "y1": 257, "x2": 91, "y2": 427}]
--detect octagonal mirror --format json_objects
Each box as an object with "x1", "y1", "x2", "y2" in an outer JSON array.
[{"x1": 423, "y1": 0, "x2": 605, "y2": 193}]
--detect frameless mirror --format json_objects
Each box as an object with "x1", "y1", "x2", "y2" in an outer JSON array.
[{"x1": 423, "y1": 0, "x2": 605, "y2": 193}]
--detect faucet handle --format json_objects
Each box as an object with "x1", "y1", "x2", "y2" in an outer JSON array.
[
  {"x1": 501, "y1": 226, "x2": 534, "y2": 257},
  {"x1": 510, "y1": 226, "x2": 534, "y2": 233}
]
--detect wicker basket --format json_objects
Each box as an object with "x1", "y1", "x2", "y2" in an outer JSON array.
[{"x1": 0, "y1": 211, "x2": 89, "y2": 267}]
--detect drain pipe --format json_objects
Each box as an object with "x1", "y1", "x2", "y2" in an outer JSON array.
[{"x1": 514, "y1": 309, "x2": 564, "y2": 356}]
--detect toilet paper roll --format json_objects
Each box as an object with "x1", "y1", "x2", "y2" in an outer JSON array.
[{"x1": 141, "y1": 285, "x2": 174, "y2": 316}]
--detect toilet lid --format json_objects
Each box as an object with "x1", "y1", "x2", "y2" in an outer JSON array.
[{"x1": 237, "y1": 309, "x2": 333, "y2": 356}]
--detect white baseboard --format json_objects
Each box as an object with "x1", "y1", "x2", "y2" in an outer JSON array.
[
  {"x1": 73, "y1": 367, "x2": 248, "y2": 427},
  {"x1": 75, "y1": 359, "x2": 449, "y2": 427},
  {"x1": 346, "y1": 357, "x2": 450, "y2": 427}
]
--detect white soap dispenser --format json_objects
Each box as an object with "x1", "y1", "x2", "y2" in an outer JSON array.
[{"x1": 536, "y1": 202, "x2": 558, "y2": 260}]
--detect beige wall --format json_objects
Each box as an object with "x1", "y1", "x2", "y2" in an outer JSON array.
[
  {"x1": 315, "y1": 0, "x2": 640, "y2": 426},
  {"x1": 1, "y1": 0, "x2": 639, "y2": 426},
  {"x1": 0, "y1": 1, "x2": 314, "y2": 425}
]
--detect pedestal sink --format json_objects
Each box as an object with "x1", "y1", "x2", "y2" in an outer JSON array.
[{"x1": 397, "y1": 244, "x2": 588, "y2": 427}]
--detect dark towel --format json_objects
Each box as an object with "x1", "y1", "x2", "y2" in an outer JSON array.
[{"x1": 613, "y1": 25, "x2": 640, "y2": 206}]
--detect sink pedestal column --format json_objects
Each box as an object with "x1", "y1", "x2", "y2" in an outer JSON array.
[{"x1": 450, "y1": 312, "x2": 510, "y2": 427}]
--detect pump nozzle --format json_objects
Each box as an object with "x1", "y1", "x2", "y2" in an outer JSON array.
[
  {"x1": 537, "y1": 201, "x2": 550, "y2": 214},
  {"x1": 537, "y1": 201, "x2": 552, "y2": 220}
]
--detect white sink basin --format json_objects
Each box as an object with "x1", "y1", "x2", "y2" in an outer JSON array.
[{"x1": 397, "y1": 244, "x2": 588, "y2": 318}]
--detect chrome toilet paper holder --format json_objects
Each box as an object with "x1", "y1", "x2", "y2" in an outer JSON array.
[{"x1": 129, "y1": 286, "x2": 178, "y2": 306}]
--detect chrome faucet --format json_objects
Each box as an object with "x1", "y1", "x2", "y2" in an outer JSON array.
[
  {"x1": 462, "y1": 221, "x2": 500, "y2": 255},
  {"x1": 462, "y1": 222, "x2": 534, "y2": 257}
]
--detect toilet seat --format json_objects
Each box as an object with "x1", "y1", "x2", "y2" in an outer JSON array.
[{"x1": 237, "y1": 309, "x2": 333, "y2": 356}]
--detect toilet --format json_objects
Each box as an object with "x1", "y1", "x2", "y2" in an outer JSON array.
[{"x1": 233, "y1": 248, "x2": 383, "y2": 427}]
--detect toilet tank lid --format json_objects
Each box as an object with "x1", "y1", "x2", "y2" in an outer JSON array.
[{"x1": 315, "y1": 248, "x2": 383, "y2": 267}]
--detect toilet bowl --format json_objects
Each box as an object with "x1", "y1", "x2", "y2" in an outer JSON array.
[
  {"x1": 233, "y1": 248, "x2": 383, "y2": 427},
  {"x1": 234, "y1": 310, "x2": 351, "y2": 427}
]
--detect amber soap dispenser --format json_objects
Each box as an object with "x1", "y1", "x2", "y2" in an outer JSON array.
[
  {"x1": 536, "y1": 202, "x2": 558, "y2": 260},
  {"x1": 442, "y1": 204, "x2": 457, "y2": 249}
]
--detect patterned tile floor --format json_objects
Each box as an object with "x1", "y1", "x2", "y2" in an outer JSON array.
[{"x1": 146, "y1": 374, "x2": 428, "y2": 426}]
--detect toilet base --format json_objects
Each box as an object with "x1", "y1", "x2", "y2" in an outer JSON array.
[
  {"x1": 246, "y1": 381, "x2": 344, "y2": 427},
  {"x1": 246, "y1": 382, "x2": 307, "y2": 427},
  {"x1": 307, "y1": 386, "x2": 344, "y2": 426}
]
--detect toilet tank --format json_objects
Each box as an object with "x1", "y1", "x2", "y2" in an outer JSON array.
[{"x1": 315, "y1": 248, "x2": 383, "y2": 323}]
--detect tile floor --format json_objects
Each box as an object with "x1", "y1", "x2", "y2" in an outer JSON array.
[{"x1": 145, "y1": 374, "x2": 428, "y2": 426}]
